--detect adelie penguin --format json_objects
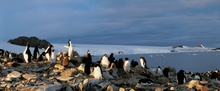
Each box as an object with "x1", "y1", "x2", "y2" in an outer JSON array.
[
  {"x1": 68, "y1": 39, "x2": 73, "y2": 60},
  {"x1": 45, "y1": 44, "x2": 53, "y2": 62},
  {"x1": 33, "y1": 46, "x2": 39, "y2": 60},
  {"x1": 123, "y1": 57, "x2": 131, "y2": 73},
  {"x1": 23, "y1": 42, "x2": 32, "y2": 63},
  {"x1": 93, "y1": 63, "x2": 103, "y2": 80},
  {"x1": 156, "y1": 66, "x2": 163, "y2": 76},
  {"x1": 177, "y1": 70, "x2": 186, "y2": 85},
  {"x1": 140, "y1": 57, "x2": 147, "y2": 68},
  {"x1": 101, "y1": 54, "x2": 110, "y2": 68}
]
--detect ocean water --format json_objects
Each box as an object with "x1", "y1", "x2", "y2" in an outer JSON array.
[
  {"x1": 1, "y1": 42, "x2": 219, "y2": 72},
  {"x1": 93, "y1": 51, "x2": 220, "y2": 72}
]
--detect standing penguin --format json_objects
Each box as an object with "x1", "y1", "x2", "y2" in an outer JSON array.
[
  {"x1": 140, "y1": 57, "x2": 147, "y2": 68},
  {"x1": 93, "y1": 63, "x2": 103, "y2": 80},
  {"x1": 123, "y1": 57, "x2": 131, "y2": 73},
  {"x1": 33, "y1": 46, "x2": 39, "y2": 60},
  {"x1": 45, "y1": 44, "x2": 53, "y2": 62},
  {"x1": 68, "y1": 39, "x2": 73, "y2": 60},
  {"x1": 177, "y1": 70, "x2": 186, "y2": 85},
  {"x1": 51, "y1": 49, "x2": 56, "y2": 63},
  {"x1": 108, "y1": 53, "x2": 115, "y2": 67},
  {"x1": 101, "y1": 54, "x2": 110, "y2": 68},
  {"x1": 23, "y1": 42, "x2": 32, "y2": 63},
  {"x1": 156, "y1": 66, "x2": 163, "y2": 76}
]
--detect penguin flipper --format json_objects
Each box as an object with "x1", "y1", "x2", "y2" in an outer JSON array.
[{"x1": 64, "y1": 45, "x2": 69, "y2": 49}]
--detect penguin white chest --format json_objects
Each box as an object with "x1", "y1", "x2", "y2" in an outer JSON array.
[
  {"x1": 123, "y1": 61, "x2": 130, "y2": 73},
  {"x1": 94, "y1": 66, "x2": 102, "y2": 79},
  {"x1": 140, "y1": 58, "x2": 145, "y2": 68},
  {"x1": 23, "y1": 49, "x2": 28, "y2": 63},
  {"x1": 101, "y1": 56, "x2": 109, "y2": 68}
]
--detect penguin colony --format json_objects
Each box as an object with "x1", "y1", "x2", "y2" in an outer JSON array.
[{"x1": 1, "y1": 39, "x2": 219, "y2": 88}]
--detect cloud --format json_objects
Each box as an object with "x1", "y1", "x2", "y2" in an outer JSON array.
[{"x1": 0, "y1": 0, "x2": 219, "y2": 47}]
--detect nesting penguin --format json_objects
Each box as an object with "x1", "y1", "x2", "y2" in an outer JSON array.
[
  {"x1": 177, "y1": 70, "x2": 186, "y2": 85},
  {"x1": 140, "y1": 57, "x2": 147, "y2": 68},
  {"x1": 33, "y1": 46, "x2": 39, "y2": 60},
  {"x1": 45, "y1": 44, "x2": 53, "y2": 62},
  {"x1": 38, "y1": 52, "x2": 46, "y2": 61},
  {"x1": 123, "y1": 57, "x2": 131, "y2": 73},
  {"x1": 23, "y1": 42, "x2": 32, "y2": 63},
  {"x1": 101, "y1": 54, "x2": 110, "y2": 68},
  {"x1": 131, "y1": 59, "x2": 138, "y2": 67}
]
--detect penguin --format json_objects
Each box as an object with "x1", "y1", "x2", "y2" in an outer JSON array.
[
  {"x1": 140, "y1": 57, "x2": 147, "y2": 68},
  {"x1": 156, "y1": 66, "x2": 163, "y2": 76},
  {"x1": 118, "y1": 58, "x2": 124, "y2": 69},
  {"x1": 177, "y1": 70, "x2": 186, "y2": 85},
  {"x1": 68, "y1": 39, "x2": 73, "y2": 60},
  {"x1": 51, "y1": 49, "x2": 56, "y2": 63},
  {"x1": 33, "y1": 46, "x2": 39, "y2": 60},
  {"x1": 45, "y1": 44, "x2": 53, "y2": 62},
  {"x1": 23, "y1": 42, "x2": 32, "y2": 63},
  {"x1": 81, "y1": 50, "x2": 92, "y2": 64},
  {"x1": 93, "y1": 63, "x2": 103, "y2": 80},
  {"x1": 108, "y1": 53, "x2": 115, "y2": 67},
  {"x1": 123, "y1": 57, "x2": 131, "y2": 73},
  {"x1": 84, "y1": 62, "x2": 91, "y2": 75},
  {"x1": 0, "y1": 49, "x2": 4, "y2": 57},
  {"x1": 163, "y1": 68, "x2": 170, "y2": 78},
  {"x1": 38, "y1": 52, "x2": 46, "y2": 61},
  {"x1": 101, "y1": 54, "x2": 110, "y2": 68},
  {"x1": 9, "y1": 51, "x2": 12, "y2": 59},
  {"x1": 131, "y1": 59, "x2": 138, "y2": 67}
]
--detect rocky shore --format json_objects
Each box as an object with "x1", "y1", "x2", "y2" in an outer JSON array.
[{"x1": 0, "y1": 51, "x2": 220, "y2": 91}]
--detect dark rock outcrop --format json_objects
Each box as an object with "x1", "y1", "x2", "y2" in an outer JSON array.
[{"x1": 8, "y1": 36, "x2": 50, "y2": 49}]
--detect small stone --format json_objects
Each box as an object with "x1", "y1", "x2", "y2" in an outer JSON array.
[
  {"x1": 22, "y1": 74, "x2": 37, "y2": 81},
  {"x1": 54, "y1": 64, "x2": 65, "y2": 70},
  {"x1": 61, "y1": 68, "x2": 78, "y2": 77},
  {"x1": 7, "y1": 71, "x2": 21, "y2": 78},
  {"x1": 119, "y1": 87, "x2": 126, "y2": 91},
  {"x1": 56, "y1": 76, "x2": 74, "y2": 81},
  {"x1": 106, "y1": 84, "x2": 119, "y2": 91}
]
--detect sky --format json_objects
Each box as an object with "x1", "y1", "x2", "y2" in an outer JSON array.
[{"x1": 0, "y1": 0, "x2": 219, "y2": 47}]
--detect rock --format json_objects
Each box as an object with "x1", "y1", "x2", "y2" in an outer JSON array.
[
  {"x1": 102, "y1": 71, "x2": 114, "y2": 80},
  {"x1": 127, "y1": 77, "x2": 139, "y2": 87},
  {"x1": 106, "y1": 84, "x2": 119, "y2": 91},
  {"x1": 61, "y1": 68, "x2": 78, "y2": 77},
  {"x1": 98, "y1": 80, "x2": 111, "y2": 90},
  {"x1": 77, "y1": 63, "x2": 85, "y2": 72},
  {"x1": 8, "y1": 36, "x2": 50, "y2": 49},
  {"x1": 7, "y1": 71, "x2": 22, "y2": 78},
  {"x1": 19, "y1": 83, "x2": 63, "y2": 91},
  {"x1": 22, "y1": 74, "x2": 37, "y2": 81},
  {"x1": 119, "y1": 87, "x2": 126, "y2": 91},
  {"x1": 187, "y1": 80, "x2": 199, "y2": 89},
  {"x1": 56, "y1": 76, "x2": 74, "y2": 81},
  {"x1": 54, "y1": 64, "x2": 65, "y2": 70},
  {"x1": 155, "y1": 87, "x2": 163, "y2": 91}
]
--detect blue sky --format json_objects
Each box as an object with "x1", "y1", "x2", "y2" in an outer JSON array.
[{"x1": 0, "y1": 0, "x2": 219, "y2": 47}]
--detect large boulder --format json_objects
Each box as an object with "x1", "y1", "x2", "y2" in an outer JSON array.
[{"x1": 8, "y1": 36, "x2": 50, "y2": 49}]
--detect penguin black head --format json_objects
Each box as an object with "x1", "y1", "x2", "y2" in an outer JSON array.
[{"x1": 124, "y1": 57, "x2": 129, "y2": 61}]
